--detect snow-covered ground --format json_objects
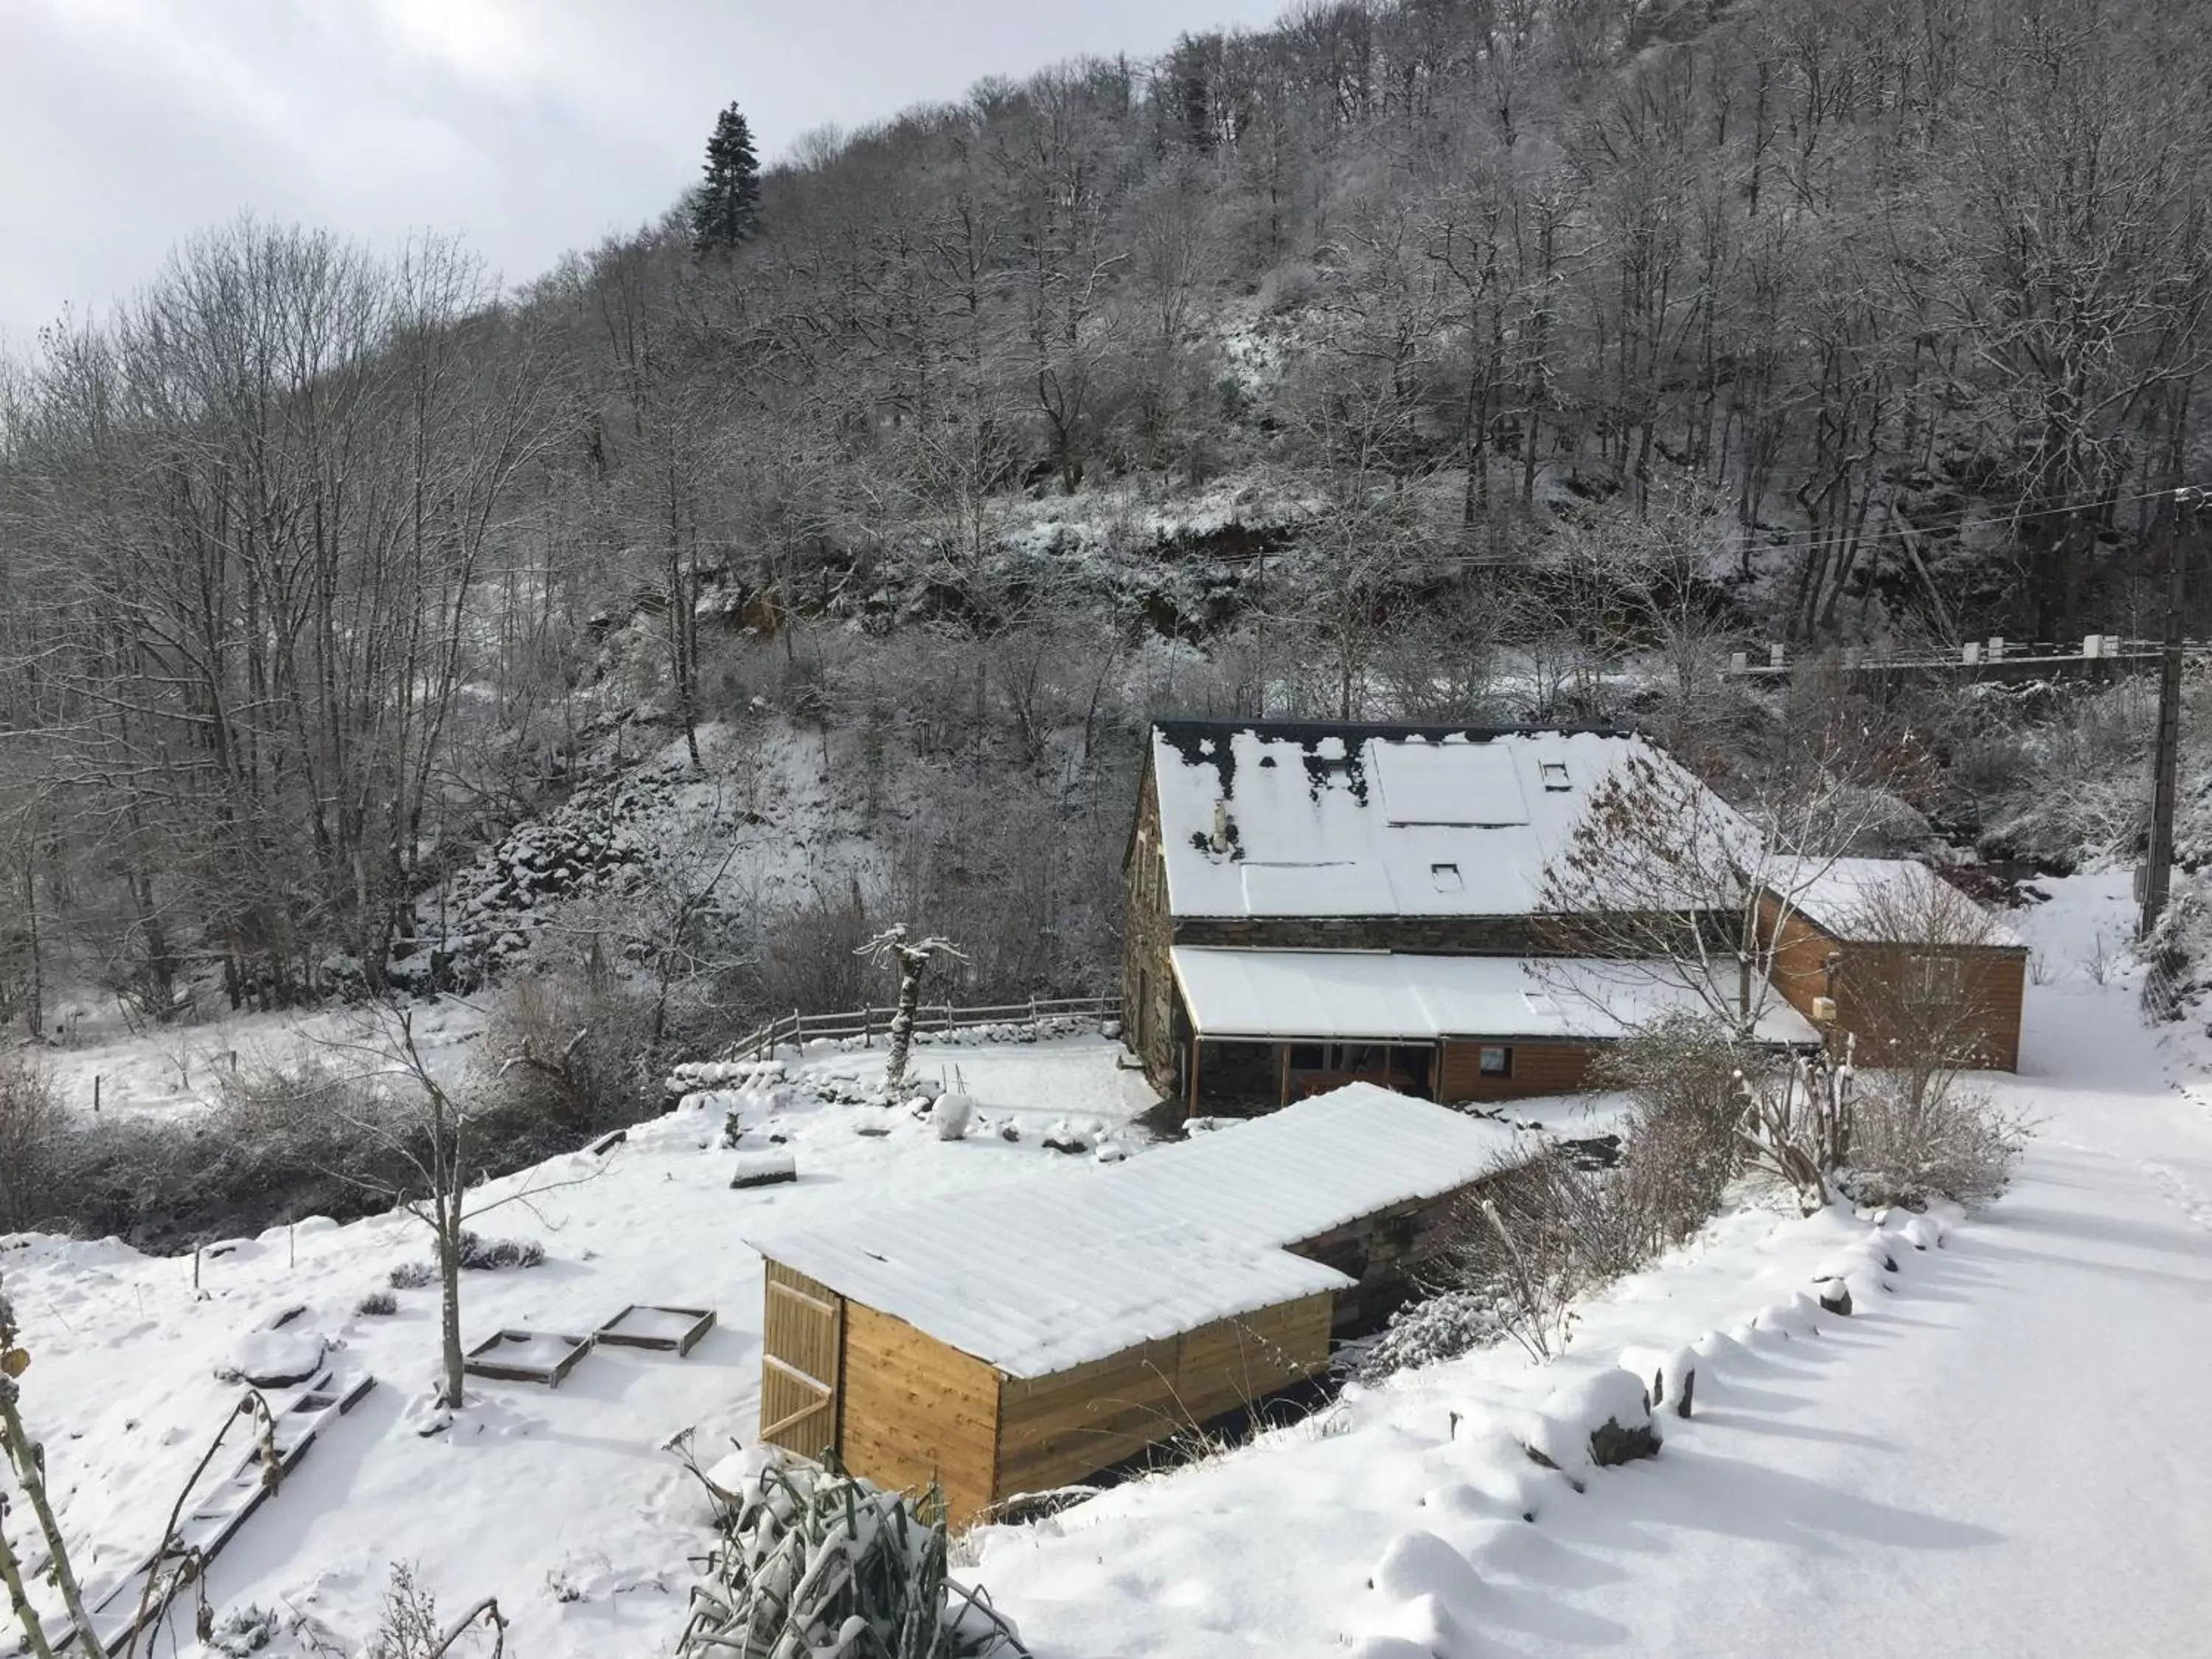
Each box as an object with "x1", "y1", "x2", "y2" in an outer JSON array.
[
  {"x1": 970, "y1": 871, "x2": 2212, "y2": 1655},
  {"x1": 7, "y1": 874, "x2": 2211, "y2": 1658}
]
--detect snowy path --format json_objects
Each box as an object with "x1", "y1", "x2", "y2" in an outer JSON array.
[{"x1": 1483, "y1": 900, "x2": 2212, "y2": 1657}]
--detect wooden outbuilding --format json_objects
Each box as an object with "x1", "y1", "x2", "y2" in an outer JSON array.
[
  {"x1": 747, "y1": 1088, "x2": 1528, "y2": 1523},
  {"x1": 1759, "y1": 858, "x2": 2028, "y2": 1071}
]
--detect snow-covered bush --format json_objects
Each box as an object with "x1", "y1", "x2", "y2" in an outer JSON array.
[
  {"x1": 1843, "y1": 1076, "x2": 2029, "y2": 1208},
  {"x1": 456, "y1": 1231, "x2": 545, "y2": 1271},
  {"x1": 388, "y1": 1262, "x2": 439, "y2": 1291},
  {"x1": 679, "y1": 1457, "x2": 1027, "y2": 1659},
  {"x1": 355, "y1": 1290, "x2": 400, "y2": 1317},
  {"x1": 1352, "y1": 1290, "x2": 1502, "y2": 1385},
  {"x1": 477, "y1": 971, "x2": 655, "y2": 1135},
  {"x1": 0, "y1": 1054, "x2": 59, "y2": 1233},
  {"x1": 1590, "y1": 1012, "x2": 1750, "y2": 1256}
]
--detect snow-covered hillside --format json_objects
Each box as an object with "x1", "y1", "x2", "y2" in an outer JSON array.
[{"x1": 5, "y1": 877, "x2": 2211, "y2": 1658}]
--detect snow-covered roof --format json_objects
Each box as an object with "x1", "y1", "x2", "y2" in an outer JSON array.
[
  {"x1": 746, "y1": 1086, "x2": 1525, "y2": 1378},
  {"x1": 1147, "y1": 722, "x2": 1714, "y2": 919},
  {"x1": 1765, "y1": 858, "x2": 2025, "y2": 949},
  {"x1": 1172, "y1": 950, "x2": 1824, "y2": 1046}
]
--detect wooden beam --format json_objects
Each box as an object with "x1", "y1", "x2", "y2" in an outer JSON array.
[
  {"x1": 761, "y1": 1398, "x2": 833, "y2": 1440},
  {"x1": 1185, "y1": 1037, "x2": 1200, "y2": 1122},
  {"x1": 1276, "y1": 1042, "x2": 1290, "y2": 1109},
  {"x1": 767, "y1": 1279, "x2": 838, "y2": 1318},
  {"x1": 762, "y1": 1352, "x2": 834, "y2": 1394}
]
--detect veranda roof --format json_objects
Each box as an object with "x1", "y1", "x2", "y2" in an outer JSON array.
[{"x1": 1170, "y1": 948, "x2": 1823, "y2": 1047}]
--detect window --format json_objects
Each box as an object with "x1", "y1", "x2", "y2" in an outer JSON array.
[
  {"x1": 1539, "y1": 761, "x2": 1571, "y2": 792},
  {"x1": 1478, "y1": 1045, "x2": 1513, "y2": 1078},
  {"x1": 1430, "y1": 861, "x2": 1464, "y2": 892},
  {"x1": 1905, "y1": 954, "x2": 1964, "y2": 1004}
]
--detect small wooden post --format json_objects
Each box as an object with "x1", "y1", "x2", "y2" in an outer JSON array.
[
  {"x1": 1276, "y1": 1043, "x2": 1290, "y2": 1109},
  {"x1": 1186, "y1": 1037, "x2": 1201, "y2": 1122},
  {"x1": 92, "y1": 1073, "x2": 101, "y2": 1114}
]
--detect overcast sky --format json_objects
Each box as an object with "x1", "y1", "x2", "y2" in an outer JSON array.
[{"x1": 0, "y1": 0, "x2": 1288, "y2": 346}]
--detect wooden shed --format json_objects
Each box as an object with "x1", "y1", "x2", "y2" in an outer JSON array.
[
  {"x1": 1759, "y1": 858, "x2": 2028, "y2": 1071},
  {"x1": 748, "y1": 1087, "x2": 1526, "y2": 1524}
]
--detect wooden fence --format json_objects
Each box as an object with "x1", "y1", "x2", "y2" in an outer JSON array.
[
  {"x1": 717, "y1": 993, "x2": 1121, "y2": 1065},
  {"x1": 1723, "y1": 634, "x2": 2197, "y2": 681}
]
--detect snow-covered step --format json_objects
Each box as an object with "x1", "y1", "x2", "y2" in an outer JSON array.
[{"x1": 53, "y1": 1368, "x2": 375, "y2": 1655}]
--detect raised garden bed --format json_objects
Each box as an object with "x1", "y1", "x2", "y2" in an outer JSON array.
[
  {"x1": 463, "y1": 1329, "x2": 593, "y2": 1388},
  {"x1": 595, "y1": 1304, "x2": 717, "y2": 1357}
]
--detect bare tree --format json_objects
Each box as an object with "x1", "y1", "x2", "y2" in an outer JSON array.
[
  {"x1": 315, "y1": 1004, "x2": 603, "y2": 1411},
  {"x1": 857, "y1": 926, "x2": 966, "y2": 1096}
]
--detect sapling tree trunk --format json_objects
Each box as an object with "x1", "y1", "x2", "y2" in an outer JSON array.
[
  {"x1": 0, "y1": 1515, "x2": 57, "y2": 1659},
  {"x1": 313, "y1": 1003, "x2": 608, "y2": 1414},
  {"x1": 858, "y1": 925, "x2": 965, "y2": 1096},
  {"x1": 1, "y1": 1276, "x2": 105, "y2": 1658}
]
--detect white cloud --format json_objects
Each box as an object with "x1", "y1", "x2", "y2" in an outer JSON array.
[{"x1": 0, "y1": 0, "x2": 1290, "y2": 342}]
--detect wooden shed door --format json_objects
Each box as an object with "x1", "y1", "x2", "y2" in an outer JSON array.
[{"x1": 760, "y1": 1262, "x2": 843, "y2": 1461}]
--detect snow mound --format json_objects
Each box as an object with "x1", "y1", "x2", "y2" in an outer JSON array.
[
  {"x1": 1370, "y1": 1528, "x2": 1484, "y2": 1605},
  {"x1": 219, "y1": 1328, "x2": 327, "y2": 1388}
]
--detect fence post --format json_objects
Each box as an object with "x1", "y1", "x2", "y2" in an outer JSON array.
[
  {"x1": 1988, "y1": 636, "x2": 2005, "y2": 662},
  {"x1": 1768, "y1": 642, "x2": 1785, "y2": 668}
]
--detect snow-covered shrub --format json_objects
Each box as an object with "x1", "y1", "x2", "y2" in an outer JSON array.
[
  {"x1": 355, "y1": 1290, "x2": 400, "y2": 1317},
  {"x1": 1842, "y1": 1076, "x2": 2029, "y2": 1208},
  {"x1": 0, "y1": 1054, "x2": 59, "y2": 1233},
  {"x1": 1352, "y1": 1290, "x2": 1502, "y2": 1385},
  {"x1": 388, "y1": 1262, "x2": 439, "y2": 1290},
  {"x1": 679, "y1": 1457, "x2": 1027, "y2": 1659},
  {"x1": 477, "y1": 971, "x2": 654, "y2": 1136},
  {"x1": 931, "y1": 1092, "x2": 974, "y2": 1141},
  {"x1": 757, "y1": 887, "x2": 875, "y2": 1017},
  {"x1": 1589, "y1": 1012, "x2": 1749, "y2": 1257},
  {"x1": 456, "y1": 1231, "x2": 545, "y2": 1271},
  {"x1": 211, "y1": 1050, "x2": 392, "y2": 1190}
]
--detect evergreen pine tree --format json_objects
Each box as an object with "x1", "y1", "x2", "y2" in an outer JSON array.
[{"x1": 689, "y1": 102, "x2": 761, "y2": 256}]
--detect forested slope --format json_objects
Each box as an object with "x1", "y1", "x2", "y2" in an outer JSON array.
[{"x1": 1, "y1": 0, "x2": 2208, "y2": 1027}]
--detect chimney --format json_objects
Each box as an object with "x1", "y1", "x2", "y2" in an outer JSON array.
[{"x1": 1210, "y1": 801, "x2": 1230, "y2": 854}]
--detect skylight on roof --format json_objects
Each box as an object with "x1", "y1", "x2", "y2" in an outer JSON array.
[
  {"x1": 1540, "y1": 761, "x2": 1571, "y2": 792},
  {"x1": 1371, "y1": 740, "x2": 1528, "y2": 826},
  {"x1": 1430, "y1": 862, "x2": 1463, "y2": 892}
]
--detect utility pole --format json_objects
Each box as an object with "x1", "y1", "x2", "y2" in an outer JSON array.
[{"x1": 2140, "y1": 486, "x2": 2206, "y2": 939}]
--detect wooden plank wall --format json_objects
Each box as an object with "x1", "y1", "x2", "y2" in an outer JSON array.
[
  {"x1": 1761, "y1": 893, "x2": 1839, "y2": 1023},
  {"x1": 1437, "y1": 1038, "x2": 1599, "y2": 1102},
  {"x1": 759, "y1": 1260, "x2": 843, "y2": 1460},
  {"x1": 994, "y1": 1293, "x2": 1334, "y2": 1506},
  {"x1": 1836, "y1": 944, "x2": 2027, "y2": 1072},
  {"x1": 840, "y1": 1301, "x2": 1002, "y2": 1526},
  {"x1": 1759, "y1": 892, "x2": 2026, "y2": 1072}
]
